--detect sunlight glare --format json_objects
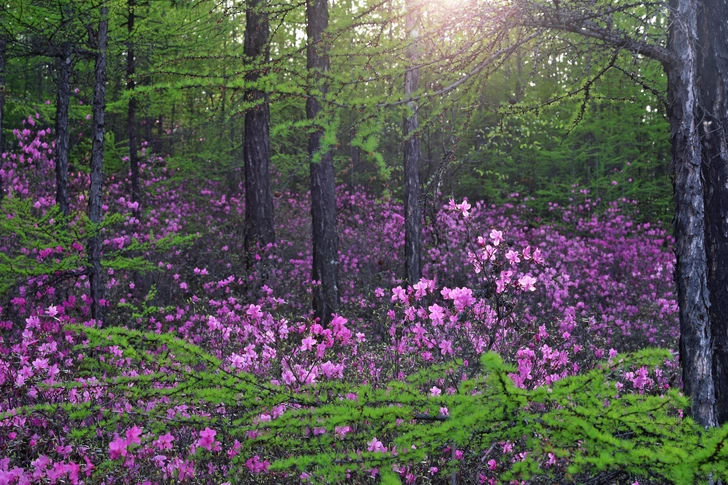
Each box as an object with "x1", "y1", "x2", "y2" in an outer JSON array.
[{"x1": 428, "y1": 0, "x2": 472, "y2": 11}]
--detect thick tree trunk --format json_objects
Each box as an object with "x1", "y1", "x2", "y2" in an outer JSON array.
[
  {"x1": 668, "y1": 0, "x2": 728, "y2": 427},
  {"x1": 88, "y1": 9, "x2": 108, "y2": 323},
  {"x1": 403, "y1": 0, "x2": 421, "y2": 284},
  {"x1": 127, "y1": 0, "x2": 141, "y2": 211},
  {"x1": 696, "y1": 0, "x2": 728, "y2": 425},
  {"x1": 55, "y1": 43, "x2": 72, "y2": 216},
  {"x1": 243, "y1": 0, "x2": 275, "y2": 258},
  {"x1": 0, "y1": 33, "x2": 5, "y2": 201},
  {"x1": 307, "y1": 0, "x2": 339, "y2": 326}
]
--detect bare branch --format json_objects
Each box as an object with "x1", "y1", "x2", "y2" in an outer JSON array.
[{"x1": 516, "y1": 1, "x2": 674, "y2": 66}]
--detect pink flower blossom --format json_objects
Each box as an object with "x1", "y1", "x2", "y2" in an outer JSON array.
[
  {"x1": 518, "y1": 275, "x2": 538, "y2": 292},
  {"x1": 125, "y1": 426, "x2": 142, "y2": 446},
  {"x1": 246, "y1": 304, "x2": 263, "y2": 320},
  {"x1": 391, "y1": 286, "x2": 408, "y2": 304},
  {"x1": 154, "y1": 433, "x2": 174, "y2": 451},
  {"x1": 428, "y1": 304, "x2": 445, "y2": 325},
  {"x1": 412, "y1": 280, "x2": 429, "y2": 299},
  {"x1": 31, "y1": 357, "x2": 49, "y2": 371},
  {"x1": 367, "y1": 437, "x2": 386, "y2": 453},
  {"x1": 439, "y1": 339, "x2": 453, "y2": 356},
  {"x1": 197, "y1": 427, "x2": 217, "y2": 451},
  {"x1": 109, "y1": 436, "x2": 128, "y2": 459},
  {"x1": 456, "y1": 199, "x2": 471, "y2": 217},
  {"x1": 505, "y1": 249, "x2": 521, "y2": 265},
  {"x1": 245, "y1": 455, "x2": 270, "y2": 473},
  {"x1": 489, "y1": 229, "x2": 504, "y2": 246},
  {"x1": 300, "y1": 335, "x2": 316, "y2": 352}
]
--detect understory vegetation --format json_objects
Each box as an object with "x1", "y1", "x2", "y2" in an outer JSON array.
[{"x1": 2, "y1": 121, "x2": 727, "y2": 484}]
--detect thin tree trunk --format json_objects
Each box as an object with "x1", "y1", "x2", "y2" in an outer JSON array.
[
  {"x1": 88, "y1": 8, "x2": 108, "y2": 323},
  {"x1": 243, "y1": 0, "x2": 275, "y2": 259},
  {"x1": 36, "y1": 62, "x2": 43, "y2": 104},
  {"x1": 55, "y1": 43, "x2": 72, "y2": 216},
  {"x1": 221, "y1": 36, "x2": 227, "y2": 138},
  {"x1": 170, "y1": 104, "x2": 176, "y2": 154},
  {"x1": 145, "y1": 115, "x2": 152, "y2": 143},
  {"x1": 127, "y1": 0, "x2": 141, "y2": 211},
  {"x1": 307, "y1": 0, "x2": 339, "y2": 326},
  {"x1": 156, "y1": 114, "x2": 164, "y2": 153},
  {"x1": 0, "y1": 32, "x2": 6, "y2": 202},
  {"x1": 696, "y1": 0, "x2": 728, "y2": 425},
  {"x1": 403, "y1": 0, "x2": 421, "y2": 284}
]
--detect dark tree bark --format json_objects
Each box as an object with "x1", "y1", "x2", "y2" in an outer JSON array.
[
  {"x1": 0, "y1": 32, "x2": 5, "y2": 202},
  {"x1": 55, "y1": 43, "x2": 72, "y2": 216},
  {"x1": 145, "y1": 115, "x2": 152, "y2": 143},
  {"x1": 243, "y1": 0, "x2": 275, "y2": 258},
  {"x1": 656, "y1": 0, "x2": 728, "y2": 428},
  {"x1": 127, "y1": 0, "x2": 141, "y2": 211},
  {"x1": 87, "y1": 9, "x2": 108, "y2": 323},
  {"x1": 36, "y1": 62, "x2": 43, "y2": 103},
  {"x1": 694, "y1": 0, "x2": 728, "y2": 426},
  {"x1": 403, "y1": 0, "x2": 421, "y2": 284},
  {"x1": 155, "y1": 114, "x2": 164, "y2": 154},
  {"x1": 307, "y1": 0, "x2": 339, "y2": 326},
  {"x1": 666, "y1": 0, "x2": 716, "y2": 427}
]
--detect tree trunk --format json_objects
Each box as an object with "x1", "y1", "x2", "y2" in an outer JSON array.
[
  {"x1": 127, "y1": 0, "x2": 141, "y2": 212},
  {"x1": 156, "y1": 114, "x2": 164, "y2": 153},
  {"x1": 88, "y1": 9, "x2": 108, "y2": 323},
  {"x1": 55, "y1": 43, "x2": 72, "y2": 216},
  {"x1": 36, "y1": 62, "x2": 43, "y2": 104},
  {"x1": 0, "y1": 33, "x2": 5, "y2": 202},
  {"x1": 307, "y1": 0, "x2": 339, "y2": 326},
  {"x1": 145, "y1": 115, "x2": 152, "y2": 143},
  {"x1": 243, "y1": 0, "x2": 275, "y2": 259},
  {"x1": 696, "y1": 0, "x2": 728, "y2": 425},
  {"x1": 668, "y1": 0, "x2": 728, "y2": 427},
  {"x1": 403, "y1": 0, "x2": 421, "y2": 284}
]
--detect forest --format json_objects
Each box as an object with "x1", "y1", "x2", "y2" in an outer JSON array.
[{"x1": 1, "y1": 0, "x2": 728, "y2": 483}]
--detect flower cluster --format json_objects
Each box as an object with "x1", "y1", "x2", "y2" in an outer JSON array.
[{"x1": 0, "y1": 121, "x2": 680, "y2": 484}]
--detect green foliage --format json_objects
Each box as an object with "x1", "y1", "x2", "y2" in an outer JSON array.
[
  {"x1": 351, "y1": 116, "x2": 392, "y2": 181},
  {"x1": 12, "y1": 324, "x2": 727, "y2": 484},
  {"x1": 116, "y1": 284, "x2": 174, "y2": 320},
  {"x1": 455, "y1": 62, "x2": 671, "y2": 222},
  {"x1": 0, "y1": 197, "x2": 195, "y2": 298},
  {"x1": 0, "y1": 201, "x2": 86, "y2": 295}
]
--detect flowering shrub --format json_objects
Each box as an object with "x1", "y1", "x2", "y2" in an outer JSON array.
[{"x1": 2, "y1": 120, "x2": 723, "y2": 484}]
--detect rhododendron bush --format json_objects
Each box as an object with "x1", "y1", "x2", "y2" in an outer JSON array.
[{"x1": 2, "y1": 121, "x2": 728, "y2": 484}]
